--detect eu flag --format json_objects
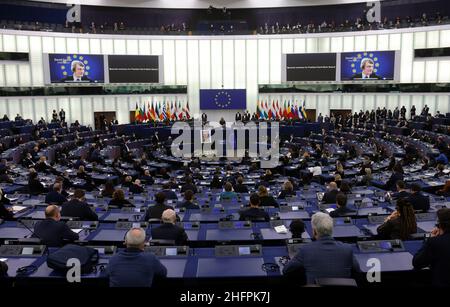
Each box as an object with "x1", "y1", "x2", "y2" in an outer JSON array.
[{"x1": 200, "y1": 89, "x2": 247, "y2": 110}]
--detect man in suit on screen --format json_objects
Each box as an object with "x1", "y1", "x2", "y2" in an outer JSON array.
[
  {"x1": 60, "y1": 60, "x2": 93, "y2": 83},
  {"x1": 351, "y1": 58, "x2": 382, "y2": 80}
]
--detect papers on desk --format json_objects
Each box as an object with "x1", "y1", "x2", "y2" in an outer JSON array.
[
  {"x1": 71, "y1": 229, "x2": 83, "y2": 234},
  {"x1": 274, "y1": 225, "x2": 288, "y2": 234},
  {"x1": 11, "y1": 205, "x2": 27, "y2": 213}
]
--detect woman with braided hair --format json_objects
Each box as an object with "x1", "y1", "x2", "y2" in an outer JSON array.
[{"x1": 377, "y1": 198, "x2": 417, "y2": 240}]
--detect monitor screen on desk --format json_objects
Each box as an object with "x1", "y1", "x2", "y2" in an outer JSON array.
[
  {"x1": 21, "y1": 247, "x2": 34, "y2": 255},
  {"x1": 379, "y1": 241, "x2": 392, "y2": 250},
  {"x1": 238, "y1": 246, "x2": 251, "y2": 256},
  {"x1": 165, "y1": 248, "x2": 177, "y2": 256}
]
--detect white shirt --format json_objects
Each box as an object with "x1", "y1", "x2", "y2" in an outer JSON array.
[{"x1": 308, "y1": 166, "x2": 322, "y2": 176}]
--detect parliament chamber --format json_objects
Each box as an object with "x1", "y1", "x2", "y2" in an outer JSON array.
[{"x1": 0, "y1": 0, "x2": 449, "y2": 297}]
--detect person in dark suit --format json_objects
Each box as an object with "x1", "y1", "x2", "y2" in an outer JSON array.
[
  {"x1": 377, "y1": 198, "x2": 417, "y2": 240},
  {"x1": 180, "y1": 176, "x2": 198, "y2": 194},
  {"x1": 278, "y1": 181, "x2": 295, "y2": 199},
  {"x1": 107, "y1": 227, "x2": 167, "y2": 287},
  {"x1": 22, "y1": 153, "x2": 35, "y2": 168},
  {"x1": 45, "y1": 183, "x2": 68, "y2": 206},
  {"x1": 329, "y1": 193, "x2": 355, "y2": 218},
  {"x1": 59, "y1": 60, "x2": 93, "y2": 83},
  {"x1": 101, "y1": 180, "x2": 115, "y2": 198},
  {"x1": 201, "y1": 112, "x2": 208, "y2": 123},
  {"x1": 178, "y1": 190, "x2": 200, "y2": 210},
  {"x1": 289, "y1": 219, "x2": 306, "y2": 239},
  {"x1": 235, "y1": 112, "x2": 242, "y2": 122},
  {"x1": 283, "y1": 212, "x2": 357, "y2": 285},
  {"x1": 129, "y1": 179, "x2": 144, "y2": 194},
  {"x1": 34, "y1": 156, "x2": 52, "y2": 173},
  {"x1": 391, "y1": 180, "x2": 411, "y2": 200},
  {"x1": 151, "y1": 209, "x2": 188, "y2": 245},
  {"x1": 233, "y1": 176, "x2": 249, "y2": 193},
  {"x1": 140, "y1": 170, "x2": 155, "y2": 185},
  {"x1": 384, "y1": 164, "x2": 404, "y2": 192},
  {"x1": 413, "y1": 208, "x2": 450, "y2": 287},
  {"x1": 407, "y1": 184, "x2": 430, "y2": 212},
  {"x1": 209, "y1": 175, "x2": 223, "y2": 189},
  {"x1": 61, "y1": 189, "x2": 98, "y2": 221},
  {"x1": 28, "y1": 171, "x2": 47, "y2": 195},
  {"x1": 0, "y1": 169, "x2": 13, "y2": 184},
  {"x1": 257, "y1": 185, "x2": 278, "y2": 207},
  {"x1": 161, "y1": 183, "x2": 178, "y2": 200},
  {"x1": 351, "y1": 58, "x2": 382, "y2": 80},
  {"x1": 144, "y1": 192, "x2": 174, "y2": 221},
  {"x1": 0, "y1": 188, "x2": 13, "y2": 220},
  {"x1": 33, "y1": 205, "x2": 79, "y2": 247},
  {"x1": 108, "y1": 189, "x2": 134, "y2": 208},
  {"x1": 322, "y1": 182, "x2": 339, "y2": 204},
  {"x1": 239, "y1": 193, "x2": 270, "y2": 222}
]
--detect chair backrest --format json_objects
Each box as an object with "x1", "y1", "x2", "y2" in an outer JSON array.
[{"x1": 149, "y1": 239, "x2": 176, "y2": 246}]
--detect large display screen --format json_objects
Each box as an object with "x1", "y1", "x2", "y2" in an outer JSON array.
[
  {"x1": 285, "y1": 53, "x2": 337, "y2": 81},
  {"x1": 340, "y1": 51, "x2": 396, "y2": 81},
  {"x1": 46, "y1": 53, "x2": 105, "y2": 84},
  {"x1": 107, "y1": 55, "x2": 160, "y2": 83}
]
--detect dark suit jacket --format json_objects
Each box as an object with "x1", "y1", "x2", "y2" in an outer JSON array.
[
  {"x1": 33, "y1": 218, "x2": 79, "y2": 247},
  {"x1": 385, "y1": 172, "x2": 404, "y2": 192},
  {"x1": 351, "y1": 73, "x2": 381, "y2": 80},
  {"x1": 28, "y1": 178, "x2": 47, "y2": 195},
  {"x1": 322, "y1": 190, "x2": 339, "y2": 204},
  {"x1": 151, "y1": 223, "x2": 188, "y2": 245},
  {"x1": 129, "y1": 184, "x2": 144, "y2": 194},
  {"x1": 234, "y1": 184, "x2": 249, "y2": 193},
  {"x1": 60, "y1": 75, "x2": 92, "y2": 83},
  {"x1": 259, "y1": 195, "x2": 279, "y2": 207},
  {"x1": 107, "y1": 248, "x2": 167, "y2": 287},
  {"x1": 413, "y1": 233, "x2": 450, "y2": 287},
  {"x1": 45, "y1": 191, "x2": 68, "y2": 205},
  {"x1": 407, "y1": 192, "x2": 430, "y2": 212},
  {"x1": 282, "y1": 236, "x2": 357, "y2": 284},
  {"x1": 0, "y1": 202, "x2": 13, "y2": 220},
  {"x1": 392, "y1": 190, "x2": 411, "y2": 200},
  {"x1": 177, "y1": 200, "x2": 200, "y2": 210},
  {"x1": 108, "y1": 198, "x2": 134, "y2": 208},
  {"x1": 239, "y1": 207, "x2": 270, "y2": 221},
  {"x1": 61, "y1": 199, "x2": 98, "y2": 221},
  {"x1": 376, "y1": 217, "x2": 416, "y2": 240},
  {"x1": 162, "y1": 189, "x2": 178, "y2": 200},
  {"x1": 145, "y1": 203, "x2": 174, "y2": 220},
  {"x1": 329, "y1": 206, "x2": 356, "y2": 218}
]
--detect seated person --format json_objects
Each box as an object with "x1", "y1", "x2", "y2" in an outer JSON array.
[
  {"x1": 413, "y1": 208, "x2": 450, "y2": 287},
  {"x1": 384, "y1": 164, "x2": 404, "y2": 192},
  {"x1": 329, "y1": 193, "x2": 355, "y2": 218},
  {"x1": 283, "y1": 212, "x2": 357, "y2": 285},
  {"x1": 377, "y1": 198, "x2": 417, "y2": 240},
  {"x1": 45, "y1": 183, "x2": 68, "y2": 206},
  {"x1": 151, "y1": 209, "x2": 188, "y2": 245},
  {"x1": 434, "y1": 164, "x2": 446, "y2": 178},
  {"x1": 129, "y1": 179, "x2": 144, "y2": 194},
  {"x1": 278, "y1": 181, "x2": 295, "y2": 199},
  {"x1": 0, "y1": 188, "x2": 13, "y2": 220},
  {"x1": 180, "y1": 176, "x2": 198, "y2": 194},
  {"x1": 101, "y1": 180, "x2": 115, "y2": 198},
  {"x1": 144, "y1": 192, "x2": 174, "y2": 221},
  {"x1": 0, "y1": 169, "x2": 13, "y2": 184},
  {"x1": 140, "y1": 170, "x2": 155, "y2": 185},
  {"x1": 161, "y1": 183, "x2": 178, "y2": 200},
  {"x1": 358, "y1": 168, "x2": 372, "y2": 186},
  {"x1": 322, "y1": 182, "x2": 339, "y2": 204},
  {"x1": 107, "y1": 228, "x2": 167, "y2": 287},
  {"x1": 435, "y1": 152, "x2": 448, "y2": 165},
  {"x1": 407, "y1": 184, "x2": 430, "y2": 212},
  {"x1": 22, "y1": 153, "x2": 35, "y2": 168},
  {"x1": 33, "y1": 205, "x2": 79, "y2": 247},
  {"x1": 121, "y1": 176, "x2": 133, "y2": 189},
  {"x1": 234, "y1": 176, "x2": 249, "y2": 193},
  {"x1": 339, "y1": 181, "x2": 352, "y2": 194},
  {"x1": 238, "y1": 193, "x2": 270, "y2": 221},
  {"x1": 178, "y1": 190, "x2": 200, "y2": 210},
  {"x1": 257, "y1": 185, "x2": 278, "y2": 207},
  {"x1": 108, "y1": 189, "x2": 134, "y2": 208},
  {"x1": 391, "y1": 180, "x2": 411, "y2": 199},
  {"x1": 34, "y1": 156, "x2": 51, "y2": 173},
  {"x1": 61, "y1": 189, "x2": 98, "y2": 221},
  {"x1": 289, "y1": 219, "x2": 306, "y2": 239},
  {"x1": 28, "y1": 171, "x2": 47, "y2": 195},
  {"x1": 210, "y1": 174, "x2": 223, "y2": 189},
  {"x1": 220, "y1": 182, "x2": 238, "y2": 201}
]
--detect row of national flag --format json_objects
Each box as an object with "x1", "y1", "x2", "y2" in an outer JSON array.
[
  {"x1": 134, "y1": 100, "x2": 191, "y2": 122},
  {"x1": 256, "y1": 99, "x2": 308, "y2": 120}
]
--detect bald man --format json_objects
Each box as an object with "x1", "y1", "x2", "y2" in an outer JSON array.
[
  {"x1": 107, "y1": 228, "x2": 167, "y2": 287},
  {"x1": 150, "y1": 209, "x2": 188, "y2": 245},
  {"x1": 322, "y1": 182, "x2": 339, "y2": 204},
  {"x1": 33, "y1": 205, "x2": 79, "y2": 247}
]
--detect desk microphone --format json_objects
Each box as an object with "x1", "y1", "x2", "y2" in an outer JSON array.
[{"x1": 17, "y1": 219, "x2": 42, "y2": 241}]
